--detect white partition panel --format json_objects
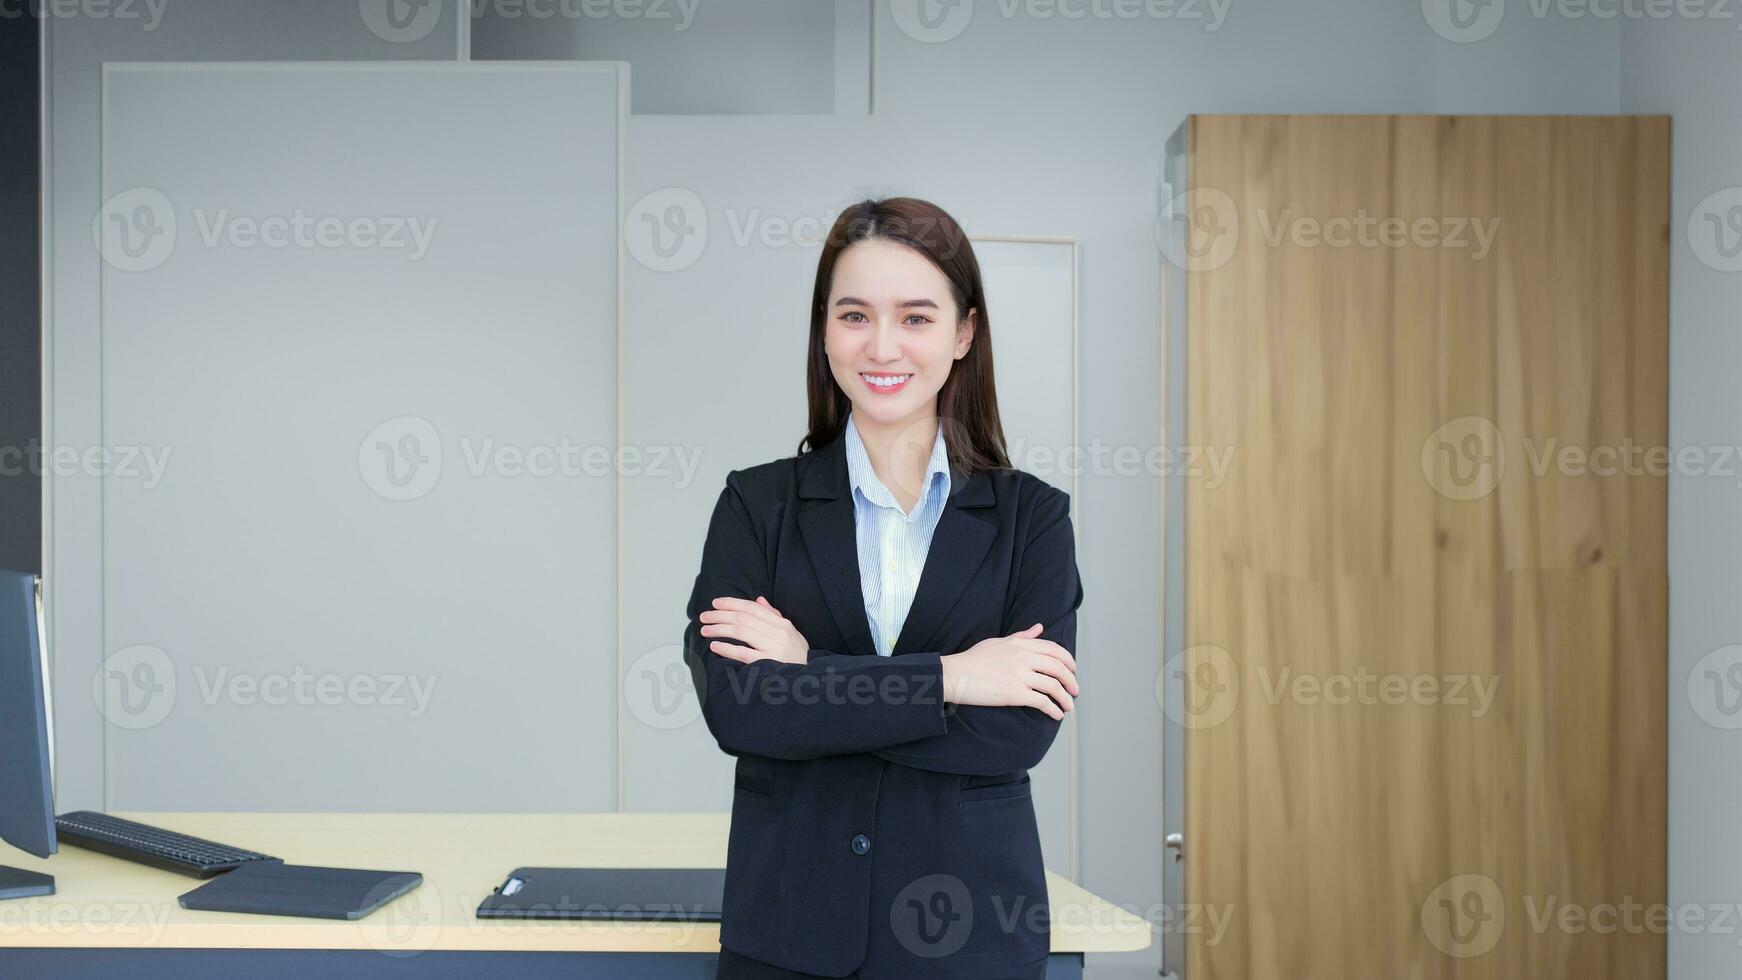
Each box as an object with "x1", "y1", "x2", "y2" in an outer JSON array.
[
  {"x1": 972, "y1": 238, "x2": 1080, "y2": 880},
  {"x1": 96, "y1": 63, "x2": 625, "y2": 811}
]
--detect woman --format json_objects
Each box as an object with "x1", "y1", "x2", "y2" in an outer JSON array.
[{"x1": 683, "y1": 197, "x2": 1084, "y2": 980}]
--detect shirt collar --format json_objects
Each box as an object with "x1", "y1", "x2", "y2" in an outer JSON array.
[{"x1": 844, "y1": 412, "x2": 951, "y2": 519}]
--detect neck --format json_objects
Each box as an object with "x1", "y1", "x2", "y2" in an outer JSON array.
[{"x1": 851, "y1": 408, "x2": 938, "y2": 504}]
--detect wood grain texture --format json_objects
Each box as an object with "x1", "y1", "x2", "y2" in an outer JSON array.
[{"x1": 1181, "y1": 115, "x2": 1668, "y2": 980}]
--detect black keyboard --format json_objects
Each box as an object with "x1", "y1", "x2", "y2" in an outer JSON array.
[{"x1": 55, "y1": 811, "x2": 279, "y2": 878}]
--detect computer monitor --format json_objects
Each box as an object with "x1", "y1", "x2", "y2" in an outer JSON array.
[{"x1": 0, "y1": 569, "x2": 56, "y2": 899}]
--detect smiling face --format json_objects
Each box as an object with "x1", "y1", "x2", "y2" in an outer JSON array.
[{"x1": 824, "y1": 237, "x2": 975, "y2": 429}]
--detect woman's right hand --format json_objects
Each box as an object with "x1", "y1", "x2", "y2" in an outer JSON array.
[{"x1": 939, "y1": 623, "x2": 1080, "y2": 720}]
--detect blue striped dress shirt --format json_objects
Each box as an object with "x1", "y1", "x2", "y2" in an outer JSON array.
[{"x1": 842, "y1": 412, "x2": 952, "y2": 658}]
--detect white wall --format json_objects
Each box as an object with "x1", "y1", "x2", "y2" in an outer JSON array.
[{"x1": 1622, "y1": 15, "x2": 1742, "y2": 980}]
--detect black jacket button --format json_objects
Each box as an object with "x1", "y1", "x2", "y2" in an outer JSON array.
[{"x1": 850, "y1": 834, "x2": 871, "y2": 855}]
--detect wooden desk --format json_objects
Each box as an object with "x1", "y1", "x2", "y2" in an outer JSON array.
[{"x1": 0, "y1": 812, "x2": 1150, "y2": 978}]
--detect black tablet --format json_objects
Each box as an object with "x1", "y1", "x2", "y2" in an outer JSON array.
[
  {"x1": 475, "y1": 867, "x2": 724, "y2": 922},
  {"x1": 177, "y1": 861, "x2": 422, "y2": 921}
]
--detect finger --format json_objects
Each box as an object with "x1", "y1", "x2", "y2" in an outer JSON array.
[
  {"x1": 757, "y1": 595, "x2": 783, "y2": 617},
  {"x1": 1008, "y1": 622, "x2": 1044, "y2": 638},
  {"x1": 700, "y1": 609, "x2": 765, "y2": 627},
  {"x1": 1027, "y1": 639, "x2": 1078, "y2": 674},
  {"x1": 711, "y1": 604, "x2": 783, "y2": 632},
  {"x1": 702, "y1": 619, "x2": 780, "y2": 652},
  {"x1": 714, "y1": 596, "x2": 774, "y2": 617},
  {"x1": 1020, "y1": 689, "x2": 1064, "y2": 721},
  {"x1": 1032, "y1": 654, "x2": 1080, "y2": 696},
  {"x1": 701, "y1": 622, "x2": 756, "y2": 647},
  {"x1": 712, "y1": 640, "x2": 780, "y2": 664},
  {"x1": 1009, "y1": 639, "x2": 1074, "y2": 673},
  {"x1": 716, "y1": 611, "x2": 799, "y2": 654},
  {"x1": 714, "y1": 596, "x2": 785, "y2": 627},
  {"x1": 1031, "y1": 673, "x2": 1074, "y2": 713},
  {"x1": 709, "y1": 640, "x2": 758, "y2": 662}
]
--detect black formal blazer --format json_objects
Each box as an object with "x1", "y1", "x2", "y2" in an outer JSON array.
[{"x1": 682, "y1": 428, "x2": 1084, "y2": 979}]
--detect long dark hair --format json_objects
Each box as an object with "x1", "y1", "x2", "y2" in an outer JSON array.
[{"x1": 799, "y1": 197, "x2": 1011, "y2": 479}]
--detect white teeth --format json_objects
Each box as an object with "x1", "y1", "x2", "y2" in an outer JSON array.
[{"x1": 863, "y1": 373, "x2": 910, "y2": 387}]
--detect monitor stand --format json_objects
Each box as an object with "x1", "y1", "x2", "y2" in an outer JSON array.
[{"x1": 0, "y1": 865, "x2": 53, "y2": 900}]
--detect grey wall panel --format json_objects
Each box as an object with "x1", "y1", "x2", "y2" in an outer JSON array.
[
  {"x1": 96, "y1": 62, "x2": 623, "y2": 811},
  {"x1": 46, "y1": 0, "x2": 464, "y2": 816}
]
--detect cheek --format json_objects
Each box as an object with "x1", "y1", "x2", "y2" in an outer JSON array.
[
  {"x1": 826, "y1": 327, "x2": 871, "y2": 365},
  {"x1": 822, "y1": 322, "x2": 847, "y2": 353},
  {"x1": 920, "y1": 335, "x2": 958, "y2": 374}
]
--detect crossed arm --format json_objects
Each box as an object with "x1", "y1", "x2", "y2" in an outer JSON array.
[{"x1": 681, "y1": 471, "x2": 1082, "y2": 774}]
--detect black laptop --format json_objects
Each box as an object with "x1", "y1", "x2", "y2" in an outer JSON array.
[{"x1": 475, "y1": 867, "x2": 725, "y2": 922}]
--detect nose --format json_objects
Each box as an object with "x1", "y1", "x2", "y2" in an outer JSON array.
[{"x1": 870, "y1": 318, "x2": 903, "y2": 362}]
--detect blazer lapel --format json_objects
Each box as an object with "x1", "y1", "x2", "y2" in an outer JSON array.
[
  {"x1": 797, "y1": 442, "x2": 878, "y2": 659},
  {"x1": 891, "y1": 459, "x2": 996, "y2": 656},
  {"x1": 795, "y1": 428, "x2": 997, "y2": 660}
]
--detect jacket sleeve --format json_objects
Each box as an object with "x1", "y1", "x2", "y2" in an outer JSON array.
[
  {"x1": 871, "y1": 485, "x2": 1082, "y2": 775},
  {"x1": 683, "y1": 472, "x2": 952, "y2": 761}
]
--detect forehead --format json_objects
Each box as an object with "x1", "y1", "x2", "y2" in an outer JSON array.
[{"x1": 829, "y1": 238, "x2": 951, "y2": 300}]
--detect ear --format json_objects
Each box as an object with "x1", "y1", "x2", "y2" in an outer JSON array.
[{"x1": 956, "y1": 307, "x2": 977, "y2": 358}]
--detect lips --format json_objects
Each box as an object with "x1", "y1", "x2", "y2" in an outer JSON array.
[{"x1": 860, "y1": 372, "x2": 912, "y2": 394}]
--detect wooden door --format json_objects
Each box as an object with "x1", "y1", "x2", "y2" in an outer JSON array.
[{"x1": 1179, "y1": 115, "x2": 1668, "y2": 979}]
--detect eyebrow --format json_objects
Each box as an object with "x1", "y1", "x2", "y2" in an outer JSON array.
[{"x1": 833, "y1": 297, "x2": 940, "y2": 309}]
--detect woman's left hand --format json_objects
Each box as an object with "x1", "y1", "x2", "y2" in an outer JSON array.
[{"x1": 700, "y1": 596, "x2": 810, "y2": 666}]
